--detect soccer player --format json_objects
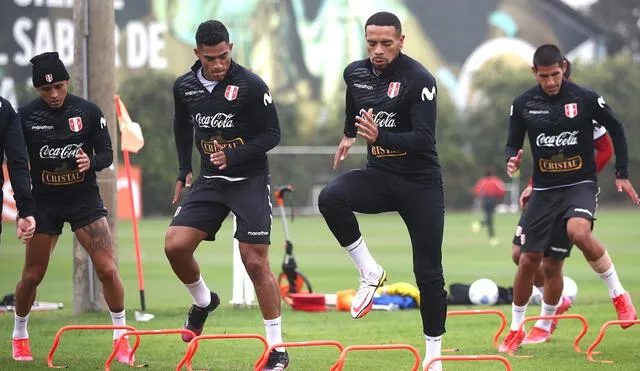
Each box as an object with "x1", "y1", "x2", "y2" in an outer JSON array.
[
  {"x1": 510, "y1": 58, "x2": 614, "y2": 342},
  {"x1": 499, "y1": 44, "x2": 638, "y2": 353},
  {"x1": 0, "y1": 95, "x2": 35, "y2": 241},
  {"x1": 166, "y1": 20, "x2": 286, "y2": 370},
  {"x1": 317, "y1": 12, "x2": 447, "y2": 371},
  {"x1": 471, "y1": 167, "x2": 506, "y2": 246},
  {"x1": 12, "y1": 52, "x2": 132, "y2": 363}
]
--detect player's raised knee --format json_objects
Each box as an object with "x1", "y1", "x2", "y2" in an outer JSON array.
[
  {"x1": 317, "y1": 184, "x2": 342, "y2": 214},
  {"x1": 164, "y1": 228, "x2": 183, "y2": 259}
]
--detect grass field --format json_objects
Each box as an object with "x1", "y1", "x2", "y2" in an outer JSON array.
[{"x1": 1, "y1": 209, "x2": 639, "y2": 370}]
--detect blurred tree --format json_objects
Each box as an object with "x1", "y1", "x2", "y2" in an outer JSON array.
[
  {"x1": 589, "y1": 0, "x2": 640, "y2": 57},
  {"x1": 461, "y1": 59, "x2": 534, "y2": 192},
  {"x1": 573, "y1": 54, "x2": 640, "y2": 161},
  {"x1": 118, "y1": 71, "x2": 179, "y2": 216}
]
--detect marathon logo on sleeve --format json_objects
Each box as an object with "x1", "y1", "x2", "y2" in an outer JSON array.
[
  {"x1": 41, "y1": 169, "x2": 85, "y2": 185},
  {"x1": 200, "y1": 137, "x2": 245, "y2": 154},
  {"x1": 538, "y1": 154, "x2": 583, "y2": 172}
]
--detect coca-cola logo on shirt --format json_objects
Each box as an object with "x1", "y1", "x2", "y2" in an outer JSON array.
[
  {"x1": 39, "y1": 143, "x2": 83, "y2": 159},
  {"x1": 193, "y1": 113, "x2": 235, "y2": 128},
  {"x1": 535, "y1": 131, "x2": 578, "y2": 147},
  {"x1": 373, "y1": 111, "x2": 397, "y2": 128}
]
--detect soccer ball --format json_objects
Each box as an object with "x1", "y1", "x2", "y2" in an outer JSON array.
[
  {"x1": 468, "y1": 278, "x2": 499, "y2": 305},
  {"x1": 529, "y1": 286, "x2": 542, "y2": 305},
  {"x1": 563, "y1": 276, "x2": 578, "y2": 302}
]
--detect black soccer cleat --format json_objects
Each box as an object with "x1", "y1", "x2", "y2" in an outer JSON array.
[
  {"x1": 181, "y1": 291, "x2": 220, "y2": 342},
  {"x1": 263, "y1": 350, "x2": 289, "y2": 371}
]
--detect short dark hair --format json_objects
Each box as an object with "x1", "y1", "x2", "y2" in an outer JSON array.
[
  {"x1": 533, "y1": 44, "x2": 563, "y2": 68},
  {"x1": 563, "y1": 57, "x2": 572, "y2": 79},
  {"x1": 195, "y1": 20, "x2": 229, "y2": 47},
  {"x1": 365, "y1": 12, "x2": 402, "y2": 35}
]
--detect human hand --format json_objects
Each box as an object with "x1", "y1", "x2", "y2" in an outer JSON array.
[
  {"x1": 17, "y1": 216, "x2": 36, "y2": 242},
  {"x1": 333, "y1": 136, "x2": 357, "y2": 170},
  {"x1": 507, "y1": 149, "x2": 523, "y2": 178},
  {"x1": 355, "y1": 108, "x2": 378, "y2": 145},
  {"x1": 172, "y1": 172, "x2": 192, "y2": 205},
  {"x1": 209, "y1": 140, "x2": 227, "y2": 170},
  {"x1": 76, "y1": 148, "x2": 91, "y2": 173},
  {"x1": 519, "y1": 185, "x2": 533, "y2": 209},
  {"x1": 615, "y1": 178, "x2": 639, "y2": 204}
]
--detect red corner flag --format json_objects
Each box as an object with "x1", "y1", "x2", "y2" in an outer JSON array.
[
  {"x1": 114, "y1": 95, "x2": 144, "y2": 153},
  {"x1": 114, "y1": 95, "x2": 152, "y2": 318}
]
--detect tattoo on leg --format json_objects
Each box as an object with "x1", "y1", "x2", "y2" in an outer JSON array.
[{"x1": 81, "y1": 219, "x2": 113, "y2": 254}]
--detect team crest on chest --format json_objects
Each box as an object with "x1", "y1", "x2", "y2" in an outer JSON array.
[
  {"x1": 564, "y1": 103, "x2": 578, "y2": 118},
  {"x1": 68, "y1": 117, "x2": 83, "y2": 132},
  {"x1": 224, "y1": 85, "x2": 239, "y2": 101},
  {"x1": 387, "y1": 82, "x2": 401, "y2": 98}
]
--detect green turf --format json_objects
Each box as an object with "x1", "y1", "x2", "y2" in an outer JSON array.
[{"x1": 1, "y1": 210, "x2": 639, "y2": 370}]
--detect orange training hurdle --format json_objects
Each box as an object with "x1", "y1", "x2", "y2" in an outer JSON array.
[
  {"x1": 329, "y1": 344, "x2": 421, "y2": 371},
  {"x1": 512, "y1": 314, "x2": 589, "y2": 356},
  {"x1": 446, "y1": 309, "x2": 507, "y2": 349},
  {"x1": 176, "y1": 333, "x2": 268, "y2": 371},
  {"x1": 423, "y1": 355, "x2": 512, "y2": 370},
  {"x1": 48, "y1": 325, "x2": 137, "y2": 368},
  {"x1": 104, "y1": 329, "x2": 196, "y2": 371},
  {"x1": 586, "y1": 319, "x2": 639, "y2": 364},
  {"x1": 254, "y1": 340, "x2": 344, "y2": 371}
]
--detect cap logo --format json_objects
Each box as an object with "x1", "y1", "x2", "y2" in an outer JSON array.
[{"x1": 45, "y1": 74, "x2": 53, "y2": 83}]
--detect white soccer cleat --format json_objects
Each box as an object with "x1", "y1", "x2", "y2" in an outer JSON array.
[{"x1": 350, "y1": 264, "x2": 387, "y2": 319}]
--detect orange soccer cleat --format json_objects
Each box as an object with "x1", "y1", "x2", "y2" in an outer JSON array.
[
  {"x1": 12, "y1": 338, "x2": 33, "y2": 361},
  {"x1": 612, "y1": 292, "x2": 637, "y2": 328},
  {"x1": 498, "y1": 330, "x2": 525, "y2": 353},
  {"x1": 523, "y1": 326, "x2": 552, "y2": 344},
  {"x1": 550, "y1": 296, "x2": 573, "y2": 333},
  {"x1": 113, "y1": 337, "x2": 135, "y2": 364}
]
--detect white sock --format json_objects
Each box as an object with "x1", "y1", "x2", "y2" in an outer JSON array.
[
  {"x1": 185, "y1": 276, "x2": 212, "y2": 308},
  {"x1": 12, "y1": 313, "x2": 29, "y2": 339},
  {"x1": 422, "y1": 335, "x2": 442, "y2": 369},
  {"x1": 598, "y1": 265, "x2": 626, "y2": 298},
  {"x1": 535, "y1": 285, "x2": 545, "y2": 297},
  {"x1": 344, "y1": 237, "x2": 378, "y2": 276},
  {"x1": 534, "y1": 301, "x2": 558, "y2": 331},
  {"x1": 110, "y1": 309, "x2": 127, "y2": 340},
  {"x1": 264, "y1": 317, "x2": 284, "y2": 352},
  {"x1": 510, "y1": 303, "x2": 528, "y2": 331}
]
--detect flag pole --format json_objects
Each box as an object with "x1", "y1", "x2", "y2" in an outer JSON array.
[
  {"x1": 122, "y1": 149, "x2": 146, "y2": 312},
  {"x1": 114, "y1": 95, "x2": 153, "y2": 321}
]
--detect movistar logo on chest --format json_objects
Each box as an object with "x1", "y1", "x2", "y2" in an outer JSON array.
[
  {"x1": 193, "y1": 113, "x2": 235, "y2": 128},
  {"x1": 373, "y1": 111, "x2": 397, "y2": 127},
  {"x1": 39, "y1": 143, "x2": 83, "y2": 159},
  {"x1": 353, "y1": 83, "x2": 373, "y2": 90},
  {"x1": 536, "y1": 131, "x2": 578, "y2": 147}
]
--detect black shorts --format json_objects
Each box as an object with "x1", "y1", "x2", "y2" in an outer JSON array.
[
  {"x1": 170, "y1": 174, "x2": 272, "y2": 244},
  {"x1": 520, "y1": 182, "x2": 598, "y2": 259},
  {"x1": 34, "y1": 191, "x2": 108, "y2": 235}
]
